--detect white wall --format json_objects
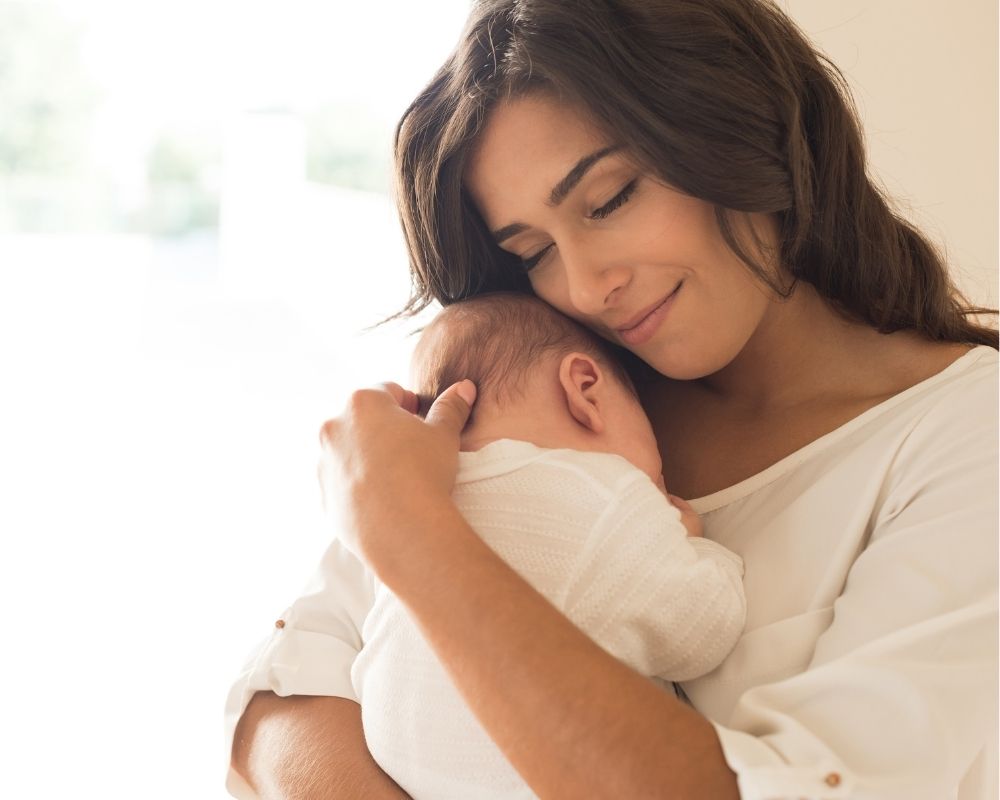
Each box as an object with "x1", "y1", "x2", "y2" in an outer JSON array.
[{"x1": 785, "y1": 0, "x2": 998, "y2": 308}]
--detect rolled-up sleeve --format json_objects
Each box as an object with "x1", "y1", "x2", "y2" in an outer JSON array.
[
  {"x1": 224, "y1": 537, "x2": 376, "y2": 798},
  {"x1": 706, "y1": 380, "x2": 999, "y2": 799},
  {"x1": 712, "y1": 597, "x2": 997, "y2": 798}
]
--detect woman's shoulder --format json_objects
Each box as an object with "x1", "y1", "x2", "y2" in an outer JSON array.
[
  {"x1": 889, "y1": 344, "x2": 997, "y2": 461},
  {"x1": 894, "y1": 338, "x2": 995, "y2": 387},
  {"x1": 819, "y1": 342, "x2": 996, "y2": 467},
  {"x1": 831, "y1": 343, "x2": 996, "y2": 520},
  {"x1": 900, "y1": 343, "x2": 997, "y2": 418}
]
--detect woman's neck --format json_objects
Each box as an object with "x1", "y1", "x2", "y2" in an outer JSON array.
[
  {"x1": 695, "y1": 282, "x2": 951, "y2": 412},
  {"x1": 643, "y1": 284, "x2": 972, "y2": 498}
]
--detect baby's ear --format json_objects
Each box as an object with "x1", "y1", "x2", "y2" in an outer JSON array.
[{"x1": 558, "y1": 352, "x2": 605, "y2": 434}]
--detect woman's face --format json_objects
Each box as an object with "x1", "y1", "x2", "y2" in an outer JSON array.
[{"x1": 464, "y1": 93, "x2": 780, "y2": 380}]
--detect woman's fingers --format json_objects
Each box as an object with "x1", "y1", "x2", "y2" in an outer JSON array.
[
  {"x1": 313, "y1": 379, "x2": 475, "y2": 565},
  {"x1": 375, "y1": 382, "x2": 421, "y2": 415},
  {"x1": 425, "y1": 380, "x2": 476, "y2": 434}
]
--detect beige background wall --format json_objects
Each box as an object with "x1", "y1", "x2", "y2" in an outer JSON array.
[{"x1": 784, "y1": 0, "x2": 998, "y2": 309}]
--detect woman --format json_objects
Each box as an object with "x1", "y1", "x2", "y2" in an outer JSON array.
[{"x1": 227, "y1": 1, "x2": 997, "y2": 797}]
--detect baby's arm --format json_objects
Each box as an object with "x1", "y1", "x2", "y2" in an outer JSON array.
[{"x1": 563, "y1": 472, "x2": 745, "y2": 682}]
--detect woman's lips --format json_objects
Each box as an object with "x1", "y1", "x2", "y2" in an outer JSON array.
[{"x1": 616, "y1": 283, "x2": 682, "y2": 346}]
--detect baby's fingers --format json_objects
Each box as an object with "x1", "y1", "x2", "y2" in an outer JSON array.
[{"x1": 667, "y1": 494, "x2": 694, "y2": 514}]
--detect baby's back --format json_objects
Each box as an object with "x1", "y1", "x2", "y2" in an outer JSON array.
[{"x1": 351, "y1": 440, "x2": 744, "y2": 800}]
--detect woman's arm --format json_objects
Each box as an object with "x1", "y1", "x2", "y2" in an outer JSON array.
[
  {"x1": 320, "y1": 382, "x2": 740, "y2": 799},
  {"x1": 340, "y1": 358, "x2": 1000, "y2": 798},
  {"x1": 321, "y1": 372, "x2": 998, "y2": 798},
  {"x1": 377, "y1": 499, "x2": 740, "y2": 799},
  {"x1": 231, "y1": 693, "x2": 410, "y2": 800}
]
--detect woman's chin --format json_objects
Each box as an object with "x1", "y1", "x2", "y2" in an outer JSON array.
[{"x1": 635, "y1": 344, "x2": 734, "y2": 382}]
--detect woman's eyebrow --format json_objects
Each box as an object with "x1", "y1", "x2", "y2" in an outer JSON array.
[
  {"x1": 548, "y1": 145, "x2": 620, "y2": 206},
  {"x1": 492, "y1": 145, "x2": 621, "y2": 244}
]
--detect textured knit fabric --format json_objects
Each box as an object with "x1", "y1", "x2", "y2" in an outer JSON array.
[
  {"x1": 224, "y1": 345, "x2": 998, "y2": 800},
  {"x1": 351, "y1": 442, "x2": 746, "y2": 800}
]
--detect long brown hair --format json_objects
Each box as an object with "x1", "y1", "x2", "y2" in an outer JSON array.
[{"x1": 393, "y1": 0, "x2": 997, "y2": 348}]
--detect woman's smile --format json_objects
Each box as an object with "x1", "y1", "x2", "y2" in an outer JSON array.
[{"x1": 615, "y1": 282, "x2": 683, "y2": 346}]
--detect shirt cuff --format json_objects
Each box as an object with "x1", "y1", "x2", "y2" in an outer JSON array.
[
  {"x1": 223, "y1": 621, "x2": 363, "y2": 799},
  {"x1": 711, "y1": 722, "x2": 856, "y2": 799}
]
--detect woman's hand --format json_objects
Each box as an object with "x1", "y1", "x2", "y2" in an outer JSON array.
[{"x1": 317, "y1": 379, "x2": 477, "y2": 569}]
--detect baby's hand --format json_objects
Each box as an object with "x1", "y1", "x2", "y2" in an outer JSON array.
[{"x1": 667, "y1": 493, "x2": 703, "y2": 538}]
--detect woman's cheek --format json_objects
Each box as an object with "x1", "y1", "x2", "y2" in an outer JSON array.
[{"x1": 528, "y1": 264, "x2": 574, "y2": 318}]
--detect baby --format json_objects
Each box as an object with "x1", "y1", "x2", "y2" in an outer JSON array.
[{"x1": 350, "y1": 292, "x2": 746, "y2": 800}]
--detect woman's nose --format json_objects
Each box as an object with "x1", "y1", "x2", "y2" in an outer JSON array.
[{"x1": 561, "y1": 243, "x2": 631, "y2": 315}]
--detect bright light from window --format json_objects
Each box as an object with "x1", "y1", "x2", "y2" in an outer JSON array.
[{"x1": 0, "y1": 1, "x2": 468, "y2": 797}]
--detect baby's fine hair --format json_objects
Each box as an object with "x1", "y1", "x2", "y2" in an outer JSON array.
[{"x1": 414, "y1": 292, "x2": 636, "y2": 415}]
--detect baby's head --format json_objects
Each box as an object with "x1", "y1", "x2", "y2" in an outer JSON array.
[{"x1": 412, "y1": 292, "x2": 663, "y2": 485}]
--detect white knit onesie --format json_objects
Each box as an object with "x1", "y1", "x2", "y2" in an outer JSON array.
[{"x1": 351, "y1": 439, "x2": 746, "y2": 800}]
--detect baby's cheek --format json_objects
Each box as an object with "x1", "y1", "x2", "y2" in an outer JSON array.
[
  {"x1": 639, "y1": 417, "x2": 663, "y2": 476},
  {"x1": 640, "y1": 441, "x2": 665, "y2": 487}
]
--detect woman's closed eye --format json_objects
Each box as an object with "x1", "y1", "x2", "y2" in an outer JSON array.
[
  {"x1": 520, "y1": 179, "x2": 640, "y2": 271},
  {"x1": 588, "y1": 178, "x2": 638, "y2": 221},
  {"x1": 521, "y1": 243, "x2": 555, "y2": 271}
]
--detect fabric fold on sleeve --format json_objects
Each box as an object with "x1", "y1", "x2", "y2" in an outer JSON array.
[
  {"x1": 223, "y1": 536, "x2": 376, "y2": 799},
  {"x1": 712, "y1": 722, "x2": 857, "y2": 800}
]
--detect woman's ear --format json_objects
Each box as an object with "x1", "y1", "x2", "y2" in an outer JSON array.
[{"x1": 558, "y1": 352, "x2": 605, "y2": 434}]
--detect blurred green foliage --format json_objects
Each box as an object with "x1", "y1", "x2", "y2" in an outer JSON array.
[
  {"x1": 0, "y1": 5, "x2": 391, "y2": 234},
  {"x1": 306, "y1": 101, "x2": 391, "y2": 194},
  {"x1": 0, "y1": 3, "x2": 96, "y2": 177},
  {"x1": 144, "y1": 131, "x2": 221, "y2": 236},
  {"x1": 0, "y1": 3, "x2": 107, "y2": 231}
]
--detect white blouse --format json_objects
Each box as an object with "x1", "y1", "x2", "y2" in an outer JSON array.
[{"x1": 224, "y1": 345, "x2": 998, "y2": 800}]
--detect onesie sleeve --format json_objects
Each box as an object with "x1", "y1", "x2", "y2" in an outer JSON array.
[
  {"x1": 223, "y1": 537, "x2": 376, "y2": 799},
  {"x1": 561, "y1": 474, "x2": 747, "y2": 681},
  {"x1": 709, "y1": 374, "x2": 998, "y2": 799}
]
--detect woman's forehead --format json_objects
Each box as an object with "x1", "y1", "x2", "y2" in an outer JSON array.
[{"x1": 464, "y1": 94, "x2": 613, "y2": 221}]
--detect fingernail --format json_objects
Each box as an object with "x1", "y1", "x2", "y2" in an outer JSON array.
[{"x1": 456, "y1": 380, "x2": 477, "y2": 406}]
